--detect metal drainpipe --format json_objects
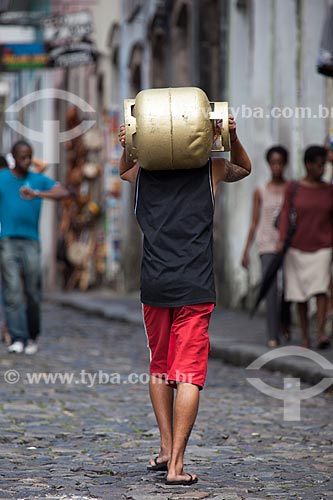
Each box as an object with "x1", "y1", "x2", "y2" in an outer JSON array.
[
  {"x1": 214, "y1": 0, "x2": 230, "y2": 307},
  {"x1": 0, "y1": 80, "x2": 10, "y2": 152},
  {"x1": 295, "y1": 0, "x2": 303, "y2": 178},
  {"x1": 220, "y1": 0, "x2": 230, "y2": 101},
  {"x1": 327, "y1": 1, "x2": 333, "y2": 136},
  {"x1": 191, "y1": 0, "x2": 199, "y2": 86}
]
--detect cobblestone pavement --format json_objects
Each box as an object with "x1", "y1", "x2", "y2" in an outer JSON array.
[{"x1": 0, "y1": 303, "x2": 332, "y2": 500}]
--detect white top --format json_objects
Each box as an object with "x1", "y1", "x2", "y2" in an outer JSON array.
[{"x1": 256, "y1": 184, "x2": 286, "y2": 255}]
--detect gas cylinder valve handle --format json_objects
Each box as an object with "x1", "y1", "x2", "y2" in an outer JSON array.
[
  {"x1": 209, "y1": 101, "x2": 230, "y2": 152},
  {"x1": 124, "y1": 99, "x2": 137, "y2": 163}
]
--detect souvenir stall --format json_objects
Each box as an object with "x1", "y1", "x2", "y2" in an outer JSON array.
[{"x1": 57, "y1": 106, "x2": 106, "y2": 290}]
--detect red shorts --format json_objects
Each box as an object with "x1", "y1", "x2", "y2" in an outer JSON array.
[{"x1": 142, "y1": 302, "x2": 215, "y2": 390}]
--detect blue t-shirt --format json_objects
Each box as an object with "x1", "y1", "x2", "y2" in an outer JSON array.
[{"x1": 0, "y1": 169, "x2": 56, "y2": 241}]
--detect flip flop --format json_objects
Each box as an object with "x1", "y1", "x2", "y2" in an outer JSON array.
[
  {"x1": 317, "y1": 337, "x2": 331, "y2": 350},
  {"x1": 165, "y1": 473, "x2": 198, "y2": 486},
  {"x1": 147, "y1": 457, "x2": 168, "y2": 472}
]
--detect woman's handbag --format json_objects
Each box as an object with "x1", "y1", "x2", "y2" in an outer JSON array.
[{"x1": 283, "y1": 181, "x2": 298, "y2": 248}]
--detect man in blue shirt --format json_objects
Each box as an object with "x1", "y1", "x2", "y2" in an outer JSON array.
[{"x1": 0, "y1": 140, "x2": 69, "y2": 354}]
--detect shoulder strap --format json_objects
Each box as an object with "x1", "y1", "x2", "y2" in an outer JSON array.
[
  {"x1": 290, "y1": 180, "x2": 298, "y2": 199},
  {"x1": 289, "y1": 180, "x2": 298, "y2": 212}
]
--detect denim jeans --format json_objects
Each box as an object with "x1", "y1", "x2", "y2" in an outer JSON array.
[{"x1": 0, "y1": 238, "x2": 41, "y2": 344}]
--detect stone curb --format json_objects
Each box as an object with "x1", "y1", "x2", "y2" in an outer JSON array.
[
  {"x1": 45, "y1": 293, "x2": 333, "y2": 389},
  {"x1": 44, "y1": 292, "x2": 143, "y2": 325},
  {"x1": 210, "y1": 344, "x2": 333, "y2": 387}
]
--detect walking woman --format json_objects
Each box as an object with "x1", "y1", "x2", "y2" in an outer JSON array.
[
  {"x1": 242, "y1": 146, "x2": 290, "y2": 348},
  {"x1": 279, "y1": 145, "x2": 333, "y2": 349}
]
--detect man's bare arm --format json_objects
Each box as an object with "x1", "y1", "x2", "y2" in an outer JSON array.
[
  {"x1": 119, "y1": 124, "x2": 139, "y2": 183},
  {"x1": 20, "y1": 184, "x2": 70, "y2": 200},
  {"x1": 227, "y1": 132, "x2": 252, "y2": 181},
  {"x1": 212, "y1": 115, "x2": 251, "y2": 190},
  {"x1": 223, "y1": 156, "x2": 250, "y2": 183}
]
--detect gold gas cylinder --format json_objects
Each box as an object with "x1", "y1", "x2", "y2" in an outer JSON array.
[{"x1": 124, "y1": 87, "x2": 230, "y2": 170}]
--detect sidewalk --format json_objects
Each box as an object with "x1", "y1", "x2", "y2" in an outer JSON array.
[{"x1": 44, "y1": 289, "x2": 333, "y2": 387}]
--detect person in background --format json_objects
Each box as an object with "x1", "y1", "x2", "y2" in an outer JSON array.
[
  {"x1": 242, "y1": 146, "x2": 291, "y2": 348},
  {"x1": 279, "y1": 145, "x2": 333, "y2": 349},
  {"x1": 0, "y1": 140, "x2": 69, "y2": 354},
  {"x1": 0, "y1": 154, "x2": 48, "y2": 346},
  {"x1": 30, "y1": 157, "x2": 48, "y2": 174}
]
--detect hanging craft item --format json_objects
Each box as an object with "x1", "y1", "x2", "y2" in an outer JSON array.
[
  {"x1": 83, "y1": 128, "x2": 103, "y2": 151},
  {"x1": 82, "y1": 162, "x2": 102, "y2": 179},
  {"x1": 67, "y1": 239, "x2": 93, "y2": 267},
  {"x1": 65, "y1": 231, "x2": 95, "y2": 291},
  {"x1": 68, "y1": 166, "x2": 84, "y2": 186},
  {"x1": 57, "y1": 105, "x2": 105, "y2": 291}
]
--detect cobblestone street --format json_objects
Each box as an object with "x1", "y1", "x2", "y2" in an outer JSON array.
[{"x1": 0, "y1": 303, "x2": 332, "y2": 500}]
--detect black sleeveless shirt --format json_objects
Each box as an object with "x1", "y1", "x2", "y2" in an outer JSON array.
[{"x1": 134, "y1": 161, "x2": 216, "y2": 307}]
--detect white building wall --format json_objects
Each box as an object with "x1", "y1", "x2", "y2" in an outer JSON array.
[
  {"x1": 29, "y1": 71, "x2": 59, "y2": 290},
  {"x1": 222, "y1": 0, "x2": 267, "y2": 306},
  {"x1": 301, "y1": 0, "x2": 327, "y2": 149},
  {"x1": 117, "y1": 0, "x2": 157, "y2": 285},
  {"x1": 273, "y1": 0, "x2": 298, "y2": 170},
  {"x1": 92, "y1": 0, "x2": 121, "y2": 108}
]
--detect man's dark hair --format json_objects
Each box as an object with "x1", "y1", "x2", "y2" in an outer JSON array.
[
  {"x1": 304, "y1": 145, "x2": 327, "y2": 164},
  {"x1": 266, "y1": 145, "x2": 289, "y2": 165},
  {"x1": 11, "y1": 140, "x2": 33, "y2": 157},
  {"x1": 0, "y1": 155, "x2": 8, "y2": 169}
]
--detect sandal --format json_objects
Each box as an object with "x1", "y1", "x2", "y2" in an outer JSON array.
[
  {"x1": 147, "y1": 456, "x2": 168, "y2": 472},
  {"x1": 267, "y1": 339, "x2": 279, "y2": 348},
  {"x1": 324, "y1": 314, "x2": 333, "y2": 339},
  {"x1": 165, "y1": 473, "x2": 198, "y2": 486},
  {"x1": 317, "y1": 336, "x2": 331, "y2": 350},
  {"x1": 282, "y1": 327, "x2": 291, "y2": 342}
]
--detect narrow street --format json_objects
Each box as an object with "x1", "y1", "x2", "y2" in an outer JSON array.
[{"x1": 0, "y1": 303, "x2": 332, "y2": 500}]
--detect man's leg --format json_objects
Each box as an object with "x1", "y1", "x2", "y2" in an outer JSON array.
[
  {"x1": 316, "y1": 293, "x2": 329, "y2": 346},
  {"x1": 21, "y1": 240, "x2": 41, "y2": 341},
  {"x1": 143, "y1": 305, "x2": 174, "y2": 467},
  {"x1": 167, "y1": 382, "x2": 199, "y2": 482},
  {"x1": 166, "y1": 303, "x2": 214, "y2": 483},
  {"x1": 0, "y1": 239, "x2": 28, "y2": 344},
  {"x1": 327, "y1": 278, "x2": 333, "y2": 315},
  {"x1": 297, "y1": 301, "x2": 310, "y2": 347},
  {"x1": 149, "y1": 376, "x2": 174, "y2": 465},
  {"x1": 260, "y1": 253, "x2": 280, "y2": 345},
  {"x1": 281, "y1": 294, "x2": 292, "y2": 340}
]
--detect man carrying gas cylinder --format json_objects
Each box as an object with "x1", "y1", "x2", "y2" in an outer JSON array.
[{"x1": 119, "y1": 88, "x2": 251, "y2": 486}]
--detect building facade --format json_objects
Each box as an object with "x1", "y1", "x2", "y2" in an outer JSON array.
[{"x1": 1, "y1": 0, "x2": 331, "y2": 303}]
